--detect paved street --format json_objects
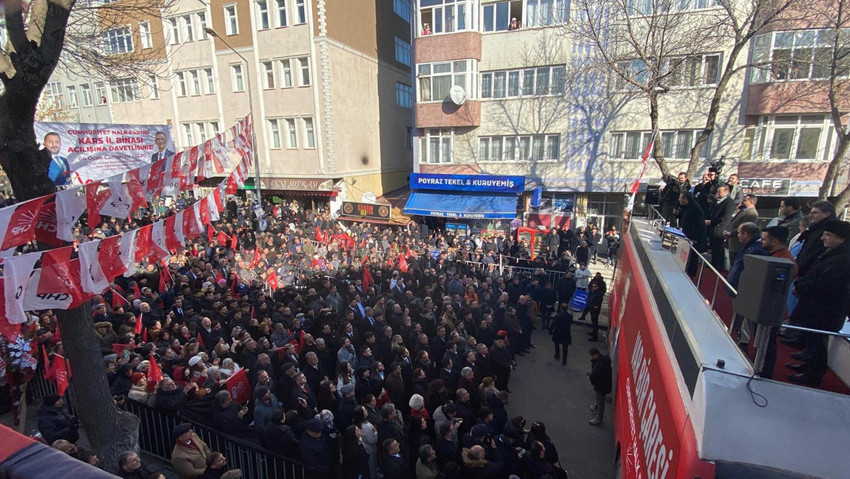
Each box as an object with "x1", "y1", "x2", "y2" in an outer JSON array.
[{"x1": 507, "y1": 262, "x2": 616, "y2": 479}]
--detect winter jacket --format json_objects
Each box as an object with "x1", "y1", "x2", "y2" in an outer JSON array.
[{"x1": 171, "y1": 433, "x2": 211, "y2": 479}]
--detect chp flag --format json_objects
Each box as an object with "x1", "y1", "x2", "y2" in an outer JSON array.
[{"x1": 226, "y1": 368, "x2": 251, "y2": 404}]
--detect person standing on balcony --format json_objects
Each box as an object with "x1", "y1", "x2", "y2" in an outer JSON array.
[{"x1": 706, "y1": 186, "x2": 736, "y2": 270}]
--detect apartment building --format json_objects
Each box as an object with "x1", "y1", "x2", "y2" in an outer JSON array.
[
  {"x1": 46, "y1": 0, "x2": 414, "y2": 210},
  {"x1": 407, "y1": 0, "x2": 847, "y2": 234}
]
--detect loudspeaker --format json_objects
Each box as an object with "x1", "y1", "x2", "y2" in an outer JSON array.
[
  {"x1": 733, "y1": 255, "x2": 795, "y2": 327},
  {"x1": 644, "y1": 185, "x2": 661, "y2": 206}
]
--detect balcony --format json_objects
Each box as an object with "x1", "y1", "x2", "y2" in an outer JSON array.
[
  {"x1": 416, "y1": 100, "x2": 481, "y2": 128},
  {"x1": 746, "y1": 81, "x2": 836, "y2": 116},
  {"x1": 414, "y1": 32, "x2": 482, "y2": 63}
]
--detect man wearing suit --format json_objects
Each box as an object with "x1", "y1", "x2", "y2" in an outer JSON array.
[
  {"x1": 724, "y1": 194, "x2": 759, "y2": 260},
  {"x1": 726, "y1": 174, "x2": 744, "y2": 206},
  {"x1": 380, "y1": 438, "x2": 411, "y2": 478},
  {"x1": 150, "y1": 131, "x2": 175, "y2": 162},
  {"x1": 44, "y1": 132, "x2": 70, "y2": 186},
  {"x1": 705, "y1": 185, "x2": 737, "y2": 270}
]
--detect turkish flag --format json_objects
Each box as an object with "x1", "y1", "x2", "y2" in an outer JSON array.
[
  {"x1": 212, "y1": 187, "x2": 224, "y2": 213},
  {"x1": 265, "y1": 270, "x2": 278, "y2": 291},
  {"x1": 315, "y1": 226, "x2": 324, "y2": 243},
  {"x1": 38, "y1": 247, "x2": 87, "y2": 308},
  {"x1": 250, "y1": 248, "x2": 260, "y2": 268},
  {"x1": 217, "y1": 231, "x2": 230, "y2": 246},
  {"x1": 225, "y1": 175, "x2": 238, "y2": 195},
  {"x1": 147, "y1": 353, "x2": 163, "y2": 384},
  {"x1": 230, "y1": 232, "x2": 238, "y2": 250},
  {"x1": 0, "y1": 196, "x2": 48, "y2": 249},
  {"x1": 225, "y1": 368, "x2": 251, "y2": 404},
  {"x1": 363, "y1": 265, "x2": 373, "y2": 291},
  {"x1": 207, "y1": 225, "x2": 215, "y2": 242},
  {"x1": 111, "y1": 288, "x2": 130, "y2": 308},
  {"x1": 398, "y1": 254, "x2": 408, "y2": 273},
  {"x1": 158, "y1": 267, "x2": 170, "y2": 294},
  {"x1": 51, "y1": 355, "x2": 71, "y2": 396},
  {"x1": 33, "y1": 201, "x2": 64, "y2": 248}
]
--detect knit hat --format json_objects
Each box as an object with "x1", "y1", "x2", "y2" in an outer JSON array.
[
  {"x1": 824, "y1": 220, "x2": 850, "y2": 240},
  {"x1": 409, "y1": 393, "x2": 424, "y2": 410},
  {"x1": 131, "y1": 372, "x2": 146, "y2": 384},
  {"x1": 306, "y1": 418, "x2": 323, "y2": 433},
  {"x1": 496, "y1": 330, "x2": 508, "y2": 340},
  {"x1": 188, "y1": 355, "x2": 202, "y2": 367},
  {"x1": 340, "y1": 384, "x2": 355, "y2": 396}
]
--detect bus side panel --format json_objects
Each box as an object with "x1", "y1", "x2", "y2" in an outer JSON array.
[
  {"x1": 677, "y1": 419, "x2": 716, "y2": 478},
  {"x1": 611, "y1": 231, "x2": 698, "y2": 479}
]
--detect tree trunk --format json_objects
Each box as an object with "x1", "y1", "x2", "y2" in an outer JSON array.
[
  {"x1": 56, "y1": 307, "x2": 140, "y2": 473},
  {"x1": 0, "y1": 1, "x2": 140, "y2": 473},
  {"x1": 648, "y1": 90, "x2": 670, "y2": 178}
]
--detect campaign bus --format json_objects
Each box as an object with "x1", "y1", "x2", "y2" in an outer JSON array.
[{"x1": 607, "y1": 215, "x2": 850, "y2": 478}]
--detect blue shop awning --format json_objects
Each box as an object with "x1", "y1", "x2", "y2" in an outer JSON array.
[{"x1": 404, "y1": 191, "x2": 519, "y2": 219}]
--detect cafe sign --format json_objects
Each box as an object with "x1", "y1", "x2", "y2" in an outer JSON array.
[
  {"x1": 342, "y1": 201, "x2": 391, "y2": 220},
  {"x1": 260, "y1": 178, "x2": 334, "y2": 191},
  {"x1": 740, "y1": 178, "x2": 791, "y2": 196}
]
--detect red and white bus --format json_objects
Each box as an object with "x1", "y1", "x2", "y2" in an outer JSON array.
[{"x1": 607, "y1": 217, "x2": 850, "y2": 478}]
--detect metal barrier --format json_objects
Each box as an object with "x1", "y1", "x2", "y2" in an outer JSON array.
[{"x1": 123, "y1": 399, "x2": 307, "y2": 479}]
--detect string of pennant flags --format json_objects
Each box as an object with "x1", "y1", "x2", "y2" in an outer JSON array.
[{"x1": 0, "y1": 116, "x2": 257, "y2": 340}]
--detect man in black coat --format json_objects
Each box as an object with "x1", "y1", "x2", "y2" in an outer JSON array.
[
  {"x1": 489, "y1": 332, "x2": 512, "y2": 392},
  {"x1": 676, "y1": 192, "x2": 708, "y2": 276},
  {"x1": 795, "y1": 200, "x2": 838, "y2": 277},
  {"x1": 588, "y1": 348, "x2": 612, "y2": 426},
  {"x1": 706, "y1": 185, "x2": 737, "y2": 270},
  {"x1": 381, "y1": 438, "x2": 411, "y2": 479},
  {"x1": 788, "y1": 221, "x2": 850, "y2": 386},
  {"x1": 300, "y1": 419, "x2": 332, "y2": 478},
  {"x1": 549, "y1": 303, "x2": 572, "y2": 365},
  {"x1": 37, "y1": 393, "x2": 79, "y2": 444}
]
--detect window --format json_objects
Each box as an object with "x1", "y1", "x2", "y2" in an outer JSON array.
[
  {"x1": 198, "y1": 13, "x2": 208, "y2": 38},
  {"x1": 628, "y1": 0, "x2": 716, "y2": 14},
  {"x1": 80, "y1": 84, "x2": 93, "y2": 107},
  {"x1": 210, "y1": 122, "x2": 220, "y2": 135},
  {"x1": 148, "y1": 75, "x2": 159, "y2": 99},
  {"x1": 418, "y1": 0, "x2": 473, "y2": 36},
  {"x1": 96, "y1": 82, "x2": 108, "y2": 105},
  {"x1": 257, "y1": 0, "x2": 270, "y2": 29},
  {"x1": 190, "y1": 70, "x2": 201, "y2": 95},
  {"x1": 303, "y1": 118, "x2": 315, "y2": 148},
  {"x1": 280, "y1": 59, "x2": 293, "y2": 87},
  {"x1": 298, "y1": 57, "x2": 310, "y2": 86},
  {"x1": 263, "y1": 61, "x2": 275, "y2": 89},
  {"x1": 224, "y1": 5, "x2": 239, "y2": 35},
  {"x1": 394, "y1": 0, "x2": 411, "y2": 22},
  {"x1": 268, "y1": 119, "x2": 281, "y2": 148},
  {"x1": 396, "y1": 82, "x2": 413, "y2": 108},
  {"x1": 394, "y1": 36, "x2": 411, "y2": 66},
  {"x1": 109, "y1": 78, "x2": 139, "y2": 103},
  {"x1": 661, "y1": 54, "x2": 721, "y2": 87},
  {"x1": 406, "y1": 127, "x2": 413, "y2": 149},
  {"x1": 176, "y1": 71, "x2": 188, "y2": 96},
  {"x1": 420, "y1": 129, "x2": 453, "y2": 164},
  {"x1": 44, "y1": 81, "x2": 61, "y2": 107},
  {"x1": 285, "y1": 118, "x2": 298, "y2": 148},
  {"x1": 751, "y1": 29, "x2": 849, "y2": 84},
  {"x1": 608, "y1": 130, "x2": 709, "y2": 160},
  {"x1": 417, "y1": 60, "x2": 477, "y2": 102},
  {"x1": 139, "y1": 21, "x2": 152, "y2": 49},
  {"x1": 481, "y1": 65, "x2": 565, "y2": 99},
  {"x1": 295, "y1": 0, "x2": 306, "y2": 24},
  {"x1": 167, "y1": 18, "x2": 180, "y2": 45},
  {"x1": 753, "y1": 115, "x2": 831, "y2": 161},
  {"x1": 195, "y1": 122, "x2": 207, "y2": 144},
  {"x1": 103, "y1": 26, "x2": 133, "y2": 54},
  {"x1": 183, "y1": 123, "x2": 194, "y2": 146},
  {"x1": 182, "y1": 15, "x2": 195, "y2": 42},
  {"x1": 66, "y1": 86, "x2": 78, "y2": 108},
  {"x1": 204, "y1": 68, "x2": 215, "y2": 94},
  {"x1": 525, "y1": 0, "x2": 568, "y2": 27},
  {"x1": 276, "y1": 0, "x2": 287, "y2": 27},
  {"x1": 483, "y1": 1, "x2": 511, "y2": 32},
  {"x1": 486, "y1": 135, "x2": 563, "y2": 161},
  {"x1": 231, "y1": 64, "x2": 245, "y2": 91}
]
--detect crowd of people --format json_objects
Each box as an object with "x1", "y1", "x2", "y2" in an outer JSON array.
[
  {"x1": 29, "y1": 196, "x2": 620, "y2": 479},
  {"x1": 658, "y1": 169, "x2": 850, "y2": 386}
]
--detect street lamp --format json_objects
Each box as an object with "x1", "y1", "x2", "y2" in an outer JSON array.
[{"x1": 204, "y1": 27, "x2": 263, "y2": 208}]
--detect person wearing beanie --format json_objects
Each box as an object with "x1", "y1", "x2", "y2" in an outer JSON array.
[
  {"x1": 128, "y1": 372, "x2": 149, "y2": 403},
  {"x1": 37, "y1": 393, "x2": 79, "y2": 445},
  {"x1": 300, "y1": 418, "x2": 331, "y2": 478},
  {"x1": 171, "y1": 423, "x2": 210, "y2": 479},
  {"x1": 788, "y1": 220, "x2": 850, "y2": 386},
  {"x1": 490, "y1": 331, "x2": 512, "y2": 392}
]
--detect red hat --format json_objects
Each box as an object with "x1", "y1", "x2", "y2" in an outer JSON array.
[
  {"x1": 131, "y1": 372, "x2": 145, "y2": 384},
  {"x1": 497, "y1": 330, "x2": 508, "y2": 339}
]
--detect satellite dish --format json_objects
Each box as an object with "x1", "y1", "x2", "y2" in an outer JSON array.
[{"x1": 449, "y1": 85, "x2": 467, "y2": 105}]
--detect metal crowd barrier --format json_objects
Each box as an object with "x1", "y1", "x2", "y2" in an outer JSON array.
[{"x1": 122, "y1": 399, "x2": 307, "y2": 479}]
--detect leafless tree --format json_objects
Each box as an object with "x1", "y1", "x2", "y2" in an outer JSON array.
[{"x1": 0, "y1": 0, "x2": 173, "y2": 471}]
